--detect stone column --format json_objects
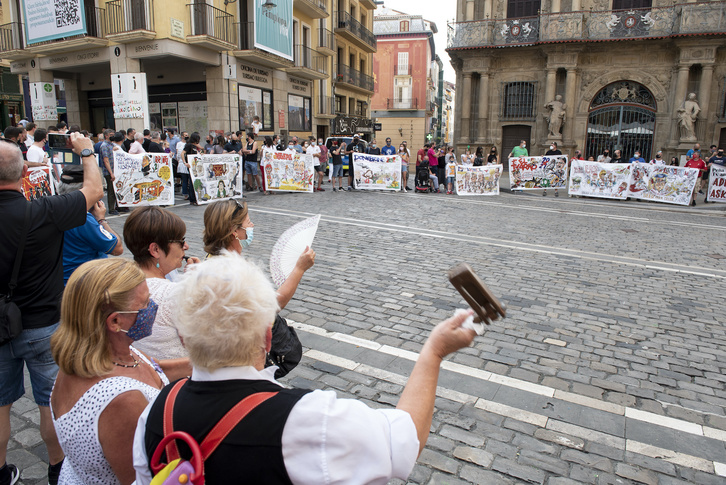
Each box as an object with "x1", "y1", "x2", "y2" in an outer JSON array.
[
  {"x1": 484, "y1": 0, "x2": 492, "y2": 19},
  {"x1": 109, "y1": 45, "x2": 146, "y2": 132},
  {"x1": 698, "y1": 63, "x2": 714, "y2": 132},
  {"x1": 62, "y1": 77, "x2": 85, "y2": 128},
  {"x1": 461, "y1": 73, "x2": 472, "y2": 143},
  {"x1": 551, "y1": 0, "x2": 561, "y2": 13},
  {"x1": 673, "y1": 64, "x2": 690, "y2": 142},
  {"x1": 571, "y1": 0, "x2": 581, "y2": 11},
  {"x1": 477, "y1": 72, "x2": 489, "y2": 142},
  {"x1": 466, "y1": 0, "x2": 475, "y2": 20},
  {"x1": 544, "y1": 68, "x2": 557, "y2": 109},
  {"x1": 564, "y1": 68, "x2": 578, "y2": 143},
  {"x1": 206, "y1": 64, "x2": 238, "y2": 133}
]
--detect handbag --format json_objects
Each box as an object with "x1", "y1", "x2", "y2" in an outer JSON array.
[
  {"x1": 266, "y1": 314, "x2": 302, "y2": 379},
  {"x1": 0, "y1": 203, "x2": 32, "y2": 347},
  {"x1": 150, "y1": 378, "x2": 278, "y2": 485}
]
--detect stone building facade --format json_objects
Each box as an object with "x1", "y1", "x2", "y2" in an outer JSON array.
[{"x1": 447, "y1": 0, "x2": 726, "y2": 166}]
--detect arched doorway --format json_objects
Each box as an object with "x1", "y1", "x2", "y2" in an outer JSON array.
[{"x1": 586, "y1": 81, "x2": 656, "y2": 161}]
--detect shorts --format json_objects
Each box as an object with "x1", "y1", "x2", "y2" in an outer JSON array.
[
  {"x1": 401, "y1": 164, "x2": 408, "y2": 173},
  {"x1": 332, "y1": 164, "x2": 344, "y2": 177},
  {"x1": 447, "y1": 176, "x2": 455, "y2": 185},
  {"x1": 244, "y1": 161, "x2": 259, "y2": 175},
  {"x1": 701, "y1": 171, "x2": 709, "y2": 180},
  {"x1": 0, "y1": 323, "x2": 59, "y2": 406},
  {"x1": 314, "y1": 165, "x2": 323, "y2": 173}
]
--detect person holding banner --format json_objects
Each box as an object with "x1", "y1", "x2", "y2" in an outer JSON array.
[
  {"x1": 543, "y1": 142, "x2": 562, "y2": 197},
  {"x1": 685, "y1": 151, "x2": 707, "y2": 206},
  {"x1": 181, "y1": 133, "x2": 202, "y2": 206},
  {"x1": 242, "y1": 133, "x2": 261, "y2": 193}
]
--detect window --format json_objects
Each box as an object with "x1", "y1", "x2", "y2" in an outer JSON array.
[
  {"x1": 288, "y1": 94, "x2": 311, "y2": 131},
  {"x1": 239, "y1": 84, "x2": 273, "y2": 131},
  {"x1": 335, "y1": 95, "x2": 345, "y2": 114},
  {"x1": 356, "y1": 100, "x2": 367, "y2": 117},
  {"x1": 687, "y1": 65, "x2": 702, "y2": 97},
  {"x1": 400, "y1": 20, "x2": 409, "y2": 32},
  {"x1": 501, "y1": 82, "x2": 536, "y2": 119},
  {"x1": 507, "y1": 0, "x2": 541, "y2": 18},
  {"x1": 397, "y1": 52, "x2": 409, "y2": 75},
  {"x1": 612, "y1": 0, "x2": 651, "y2": 10}
]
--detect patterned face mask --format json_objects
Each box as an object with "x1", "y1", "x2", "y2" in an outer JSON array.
[{"x1": 117, "y1": 299, "x2": 158, "y2": 341}]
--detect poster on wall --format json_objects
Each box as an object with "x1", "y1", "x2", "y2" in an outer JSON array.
[
  {"x1": 111, "y1": 73, "x2": 149, "y2": 127},
  {"x1": 22, "y1": 0, "x2": 87, "y2": 44},
  {"x1": 112, "y1": 152, "x2": 174, "y2": 207},
  {"x1": 178, "y1": 101, "x2": 208, "y2": 135},
  {"x1": 239, "y1": 86, "x2": 273, "y2": 132},
  {"x1": 352, "y1": 153, "x2": 402, "y2": 190},
  {"x1": 254, "y1": 0, "x2": 293, "y2": 60},
  {"x1": 287, "y1": 94, "x2": 311, "y2": 132},
  {"x1": 261, "y1": 150, "x2": 314, "y2": 192},
  {"x1": 21, "y1": 166, "x2": 55, "y2": 201},
  {"x1": 510, "y1": 156, "x2": 569, "y2": 190},
  {"x1": 187, "y1": 154, "x2": 243, "y2": 204},
  {"x1": 628, "y1": 162, "x2": 699, "y2": 206},
  {"x1": 707, "y1": 165, "x2": 726, "y2": 203},
  {"x1": 568, "y1": 160, "x2": 631, "y2": 200},
  {"x1": 29, "y1": 82, "x2": 58, "y2": 121},
  {"x1": 456, "y1": 165, "x2": 502, "y2": 196}
]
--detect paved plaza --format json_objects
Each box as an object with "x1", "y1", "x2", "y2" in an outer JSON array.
[{"x1": 8, "y1": 185, "x2": 726, "y2": 484}]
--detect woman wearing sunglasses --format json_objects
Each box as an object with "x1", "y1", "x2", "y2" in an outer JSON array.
[
  {"x1": 50, "y1": 259, "x2": 190, "y2": 485},
  {"x1": 121, "y1": 207, "x2": 200, "y2": 360},
  {"x1": 202, "y1": 198, "x2": 314, "y2": 377}
]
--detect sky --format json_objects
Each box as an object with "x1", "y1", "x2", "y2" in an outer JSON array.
[{"x1": 374, "y1": 0, "x2": 457, "y2": 84}]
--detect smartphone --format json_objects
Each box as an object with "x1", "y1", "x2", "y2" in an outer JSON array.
[
  {"x1": 48, "y1": 133, "x2": 81, "y2": 164},
  {"x1": 447, "y1": 263, "x2": 506, "y2": 325}
]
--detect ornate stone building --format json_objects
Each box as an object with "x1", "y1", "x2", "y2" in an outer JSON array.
[{"x1": 447, "y1": 0, "x2": 726, "y2": 166}]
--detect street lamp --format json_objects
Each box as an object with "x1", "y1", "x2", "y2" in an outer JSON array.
[{"x1": 262, "y1": 0, "x2": 276, "y2": 9}]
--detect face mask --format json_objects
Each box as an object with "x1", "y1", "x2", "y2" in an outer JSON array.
[
  {"x1": 371, "y1": 144, "x2": 376, "y2": 148},
  {"x1": 240, "y1": 227, "x2": 254, "y2": 249},
  {"x1": 550, "y1": 145, "x2": 555, "y2": 150},
  {"x1": 288, "y1": 144, "x2": 294, "y2": 148},
  {"x1": 522, "y1": 144, "x2": 526, "y2": 148},
  {"x1": 118, "y1": 300, "x2": 158, "y2": 341},
  {"x1": 400, "y1": 147, "x2": 404, "y2": 151}
]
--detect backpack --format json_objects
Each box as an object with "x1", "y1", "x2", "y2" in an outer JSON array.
[{"x1": 150, "y1": 379, "x2": 277, "y2": 485}]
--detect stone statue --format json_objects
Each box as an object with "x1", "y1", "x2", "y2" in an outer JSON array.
[
  {"x1": 677, "y1": 93, "x2": 700, "y2": 142},
  {"x1": 544, "y1": 95, "x2": 566, "y2": 138}
]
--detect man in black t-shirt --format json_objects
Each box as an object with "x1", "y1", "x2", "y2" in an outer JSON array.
[
  {"x1": 0, "y1": 133, "x2": 102, "y2": 485},
  {"x1": 123, "y1": 128, "x2": 136, "y2": 152},
  {"x1": 345, "y1": 135, "x2": 363, "y2": 191}
]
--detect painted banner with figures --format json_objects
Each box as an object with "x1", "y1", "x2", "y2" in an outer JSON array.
[
  {"x1": 456, "y1": 165, "x2": 503, "y2": 196},
  {"x1": 113, "y1": 152, "x2": 174, "y2": 207},
  {"x1": 21, "y1": 166, "x2": 55, "y2": 201},
  {"x1": 510, "y1": 156, "x2": 568, "y2": 190},
  {"x1": 352, "y1": 153, "x2": 402, "y2": 190},
  {"x1": 707, "y1": 165, "x2": 726, "y2": 203},
  {"x1": 568, "y1": 160, "x2": 631, "y2": 200},
  {"x1": 187, "y1": 154, "x2": 243, "y2": 204},
  {"x1": 628, "y1": 162, "x2": 699, "y2": 206},
  {"x1": 261, "y1": 150, "x2": 314, "y2": 193}
]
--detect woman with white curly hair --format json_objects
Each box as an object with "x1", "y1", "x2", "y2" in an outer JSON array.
[{"x1": 133, "y1": 253, "x2": 477, "y2": 484}]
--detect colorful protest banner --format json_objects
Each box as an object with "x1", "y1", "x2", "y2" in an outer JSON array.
[
  {"x1": 455, "y1": 165, "x2": 502, "y2": 196},
  {"x1": 113, "y1": 152, "x2": 174, "y2": 207},
  {"x1": 260, "y1": 149, "x2": 314, "y2": 193},
  {"x1": 707, "y1": 165, "x2": 726, "y2": 203},
  {"x1": 21, "y1": 166, "x2": 55, "y2": 201},
  {"x1": 509, "y1": 156, "x2": 568, "y2": 190},
  {"x1": 568, "y1": 160, "x2": 631, "y2": 200},
  {"x1": 628, "y1": 162, "x2": 699, "y2": 206},
  {"x1": 352, "y1": 153, "x2": 402, "y2": 190},
  {"x1": 187, "y1": 154, "x2": 243, "y2": 204}
]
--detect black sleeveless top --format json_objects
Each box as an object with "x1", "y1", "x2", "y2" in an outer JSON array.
[
  {"x1": 244, "y1": 141, "x2": 257, "y2": 163},
  {"x1": 144, "y1": 378, "x2": 311, "y2": 484}
]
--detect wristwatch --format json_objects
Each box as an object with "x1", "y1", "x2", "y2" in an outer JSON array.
[{"x1": 80, "y1": 148, "x2": 94, "y2": 157}]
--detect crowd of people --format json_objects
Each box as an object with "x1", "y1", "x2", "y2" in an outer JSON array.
[{"x1": 0, "y1": 131, "x2": 479, "y2": 485}]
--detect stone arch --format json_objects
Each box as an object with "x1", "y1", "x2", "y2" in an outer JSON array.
[{"x1": 578, "y1": 71, "x2": 668, "y2": 114}]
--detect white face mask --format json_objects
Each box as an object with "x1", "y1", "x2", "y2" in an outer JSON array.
[{"x1": 550, "y1": 145, "x2": 555, "y2": 150}]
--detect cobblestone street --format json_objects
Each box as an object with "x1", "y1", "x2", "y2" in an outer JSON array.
[{"x1": 9, "y1": 186, "x2": 726, "y2": 484}]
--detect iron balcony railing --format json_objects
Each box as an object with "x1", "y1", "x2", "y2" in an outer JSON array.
[
  {"x1": 447, "y1": 1, "x2": 726, "y2": 48},
  {"x1": 84, "y1": 5, "x2": 106, "y2": 38},
  {"x1": 107, "y1": 0, "x2": 154, "y2": 34},
  {"x1": 188, "y1": 3, "x2": 235, "y2": 44},
  {"x1": 387, "y1": 98, "x2": 418, "y2": 109},
  {"x1": 236, "y1": 21, "x2": 253, "y2": 49},
  {"x1": 336, "y1": 64, "x2": 374, "y2": 92},
  {"x1": 336, "y1": 11, "x2": 377, "y2": 50},
  {"x1": 318, "y1": 95, "x2": 335, "y2": 115},
  {"x1": 318, "y1": 27, "x2": 334, "y2": 51},
  {"x1": 298, "y1": 0, "x2": 328, "y2": 14},
  {"x1": 0, "y1": 22, "x2": 24, "y2": 52},
  {"x1": 294, "y1": 44, "x2": 328, "y2": 76},
  {"x1": 394, "y1": 64, "x2": 412, "y2": 76}
]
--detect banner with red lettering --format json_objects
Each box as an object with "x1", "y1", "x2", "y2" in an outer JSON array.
[
  {"x1": 707, "y1": 165, "x2": 726, "y2": 203},
  {"x1": 628, "y1": 162, "x2": 699, "y2": 206},
  {"x1": 113, "y1": 151, "x2": 175, "y2": 207},
  {"x1": 21, "y1": 166, "x2": 55, "y2": 201},
  {"x1": 509, "y1": 156, "x2": 568, "y2": 190},
  {"x1": 261, "y1": 150, "x2": 314, "y2": 193}
]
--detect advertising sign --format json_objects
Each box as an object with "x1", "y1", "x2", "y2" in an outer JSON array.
[
  {"x1": 352, "y1": 153, "x2": 402, "y2": 190},
  {"x1": 254, "y1": 0, "x2": 293, "y2": 60},
  {"x1": 568, "y1": 160, "x2": 631, "y2": 200},
  {"x1": 22, "y1": 0, "x2": 87, "y2": 44},
  {"x1": 456, "y1": 165, "x2": 502, "y2": 196},
  {"x1": 187, "y1": 154, "x2": 243, "y2": 204},
  {"x1": 261, "y1": 150, "x2": 314, "y2": 192},
  {"x1": 113, "y1": 152, "x2": 174, "y2": 207},
  {"x1": 111, "y1": 72, "x2": 149, "y2": 126},
  {"x1": 29, "y1": 82, "x2": 58, "y2": 121}
]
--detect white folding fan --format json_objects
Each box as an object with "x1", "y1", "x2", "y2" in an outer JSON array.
[{"x1": 270, "y1": 214, "x2": 321, "y2": 286}]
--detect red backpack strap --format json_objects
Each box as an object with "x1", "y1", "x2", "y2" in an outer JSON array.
[
  {"x1": 199, "y1": 391, "x2": 278, "y2": 459},
  {"x1": 162, "y1": 378, "x2": 188, "y2": 462}
]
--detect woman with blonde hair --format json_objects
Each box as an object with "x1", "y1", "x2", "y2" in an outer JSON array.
[
  {"x1": 203, "y1": 199, "x2": 313, "y2": 377},
  {"x1": 50, "y1": 259, "x2": 189, "y2": 485}
]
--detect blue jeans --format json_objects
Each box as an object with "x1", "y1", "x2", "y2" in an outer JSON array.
[
  {"x1": 0, "y1": 323, "x2": 59, "y2": 406},
  {"x1": 179, "y1": 172, "x2": 189, "y2": 196},
  {"x1": 332, "y1": 164, "x2": 343, "y2": 177}
]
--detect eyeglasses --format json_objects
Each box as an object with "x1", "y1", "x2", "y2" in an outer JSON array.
[
  {"x1": 169, "y1": 237, "x2": 186, "y2": 246},
  {"x1": 230, "y1": 198, "x2": 245, "y2": 218}
]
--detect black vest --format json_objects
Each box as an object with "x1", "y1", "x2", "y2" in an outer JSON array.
[{"x1": 144, "y1": 378, "x2": 310, "y2": 484}]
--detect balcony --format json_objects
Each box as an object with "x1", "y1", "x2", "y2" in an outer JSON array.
[
  {"x1": 26, "y1": 5, "x2": 107, "y2": 54},
  {"x1": 186, "y1": 3, "x2": 236, "y2": 50},
  {"x1": 107, "y1": 0, "x2": 155, "y2": 43},
  {"x1": 335, "y1": 11, "x2": 376, "y2": 52},
  {"x1": 0, "y1": 23, "x2": 25, "y2": 60},
  {"x1": 233, "y1": 21, "x2": 293, "y2": 68},
  {"x1": 359, "y1": 0, "x2": 377, "y2": 10},
  {"x1": 286, "y1": 44, "x2": 328, "y2": 80},
  {"x1": 426, "y1": 100, "x2": 436, "y2": 113},
  {"x1": 447, "y1": 1, "x2": 726, "y2": 48},
  {"x1": 316, "y1": 95, "x2": 336, "y2": 118},
  {"x1": 336, "y1": 64, "x2": 374, "y2": 93},
  {"x1": 386, "y1": 98, "x2": 419, "y2": 109},
  {"x1": 317, "y1": 27, "x2": 334, "y2": 55},
  {"x1": 295, "y1": 0, "x2": 329, "y2": 19},
  {"x1": 394, "y1": 64, "x2": 412, "y2": 76}
]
